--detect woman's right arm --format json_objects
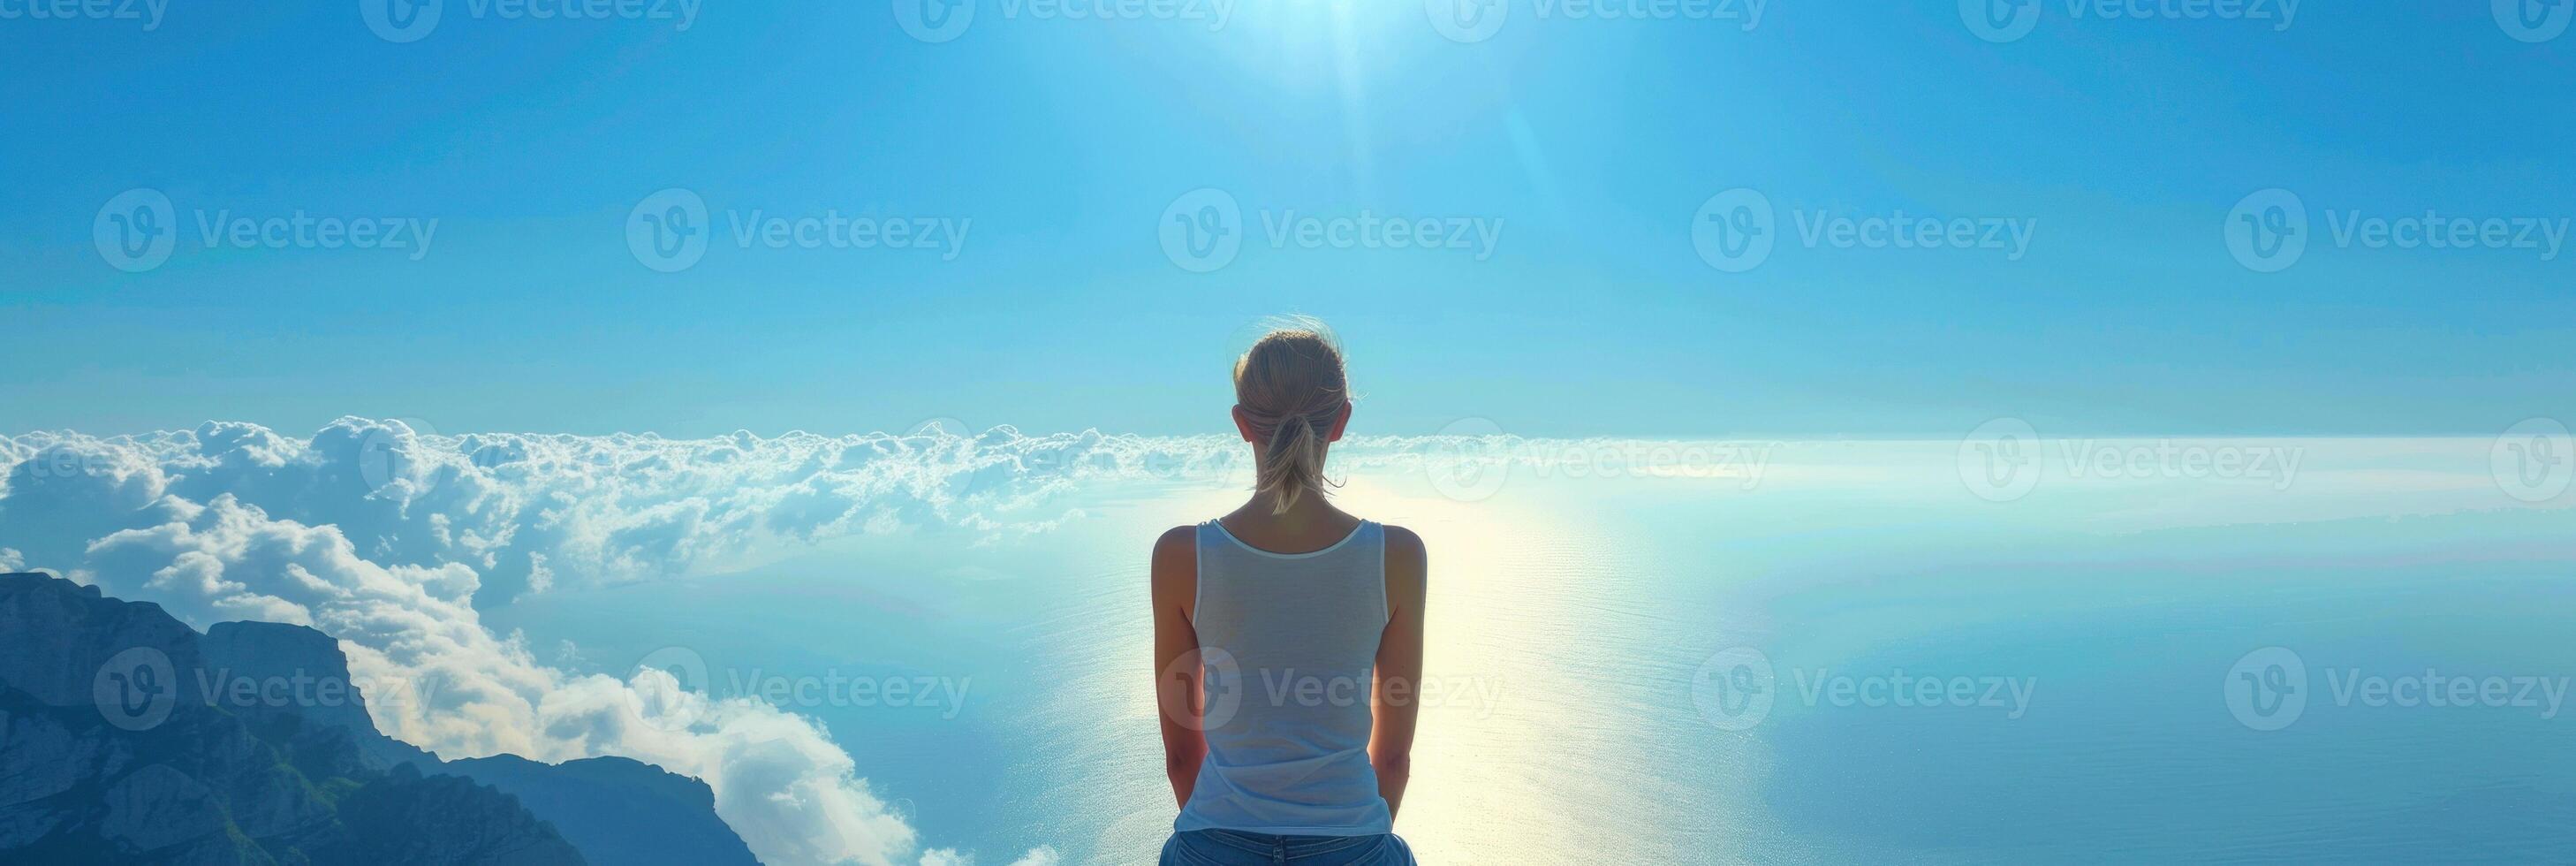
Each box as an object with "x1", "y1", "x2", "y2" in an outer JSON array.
[{"x1": 1150, "y1": 526, "x2": 1205, "y2": 809}]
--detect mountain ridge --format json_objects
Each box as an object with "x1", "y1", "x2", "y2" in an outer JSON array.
[{"x1": 0, "y1": 572, "x2": 759, "y2": 865}]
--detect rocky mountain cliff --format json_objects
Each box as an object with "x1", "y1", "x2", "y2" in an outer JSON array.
[{"x1": 0, "y1": 572, "x2": 758, "y2": 865}]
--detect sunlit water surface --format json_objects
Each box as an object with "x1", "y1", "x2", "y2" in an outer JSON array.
[{"x1": 489, "y1": 440, "x2": 2576, "y2": 863}]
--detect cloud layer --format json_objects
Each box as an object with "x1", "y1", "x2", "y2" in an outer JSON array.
[
  {"x1": 1, "y1": 419, "x2": 2544, "y2": 863},
  {"x1": 0, "y1": 419, "x2": 1236, "y2": 865},
  {"x1": 0, "y1": 417, "x2": 2094, "y2": 865}
]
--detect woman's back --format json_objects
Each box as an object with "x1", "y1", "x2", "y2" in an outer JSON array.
[
  {"x1": 1177, "y1": 518, "x2": 1394, "y2": 835},
  {"x1": 1152, "y1": 321, "x2": 1423, "y2": 865}
]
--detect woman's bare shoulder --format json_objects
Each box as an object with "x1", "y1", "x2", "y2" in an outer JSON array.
[
  {"x1": 1390, "y1": 520, "x2": 1432, "y2": 554},
  {"x1": 1154, "y1": 524, "x2": 1198, "y2": 554},
  {"x1": 1380, "y1": 524, "x2": 1427, "y2": 594},
  {"x1": 1149, "y1": 525, "x2": 1198, "y2": 597}
]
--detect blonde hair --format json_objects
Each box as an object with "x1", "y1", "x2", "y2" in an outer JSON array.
[{"x1": 1232, "y1": 321, "x2": 1349, "y2": 514}]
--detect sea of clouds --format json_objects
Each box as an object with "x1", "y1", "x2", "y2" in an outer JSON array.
[
  {"x1": 0, "y1": 418, "x2": 1532, "y2": 866},
  {"x1": 0, "y1": 418, "x2": 2554, "y2": 862}
]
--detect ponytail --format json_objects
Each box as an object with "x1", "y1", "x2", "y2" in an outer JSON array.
[
  {"x1": 1232, "y1": 323, "x2": 1349, "y2": 514},
  {"x1": 1257, "y1": 412, "x2": 1329, "y2": 514}
]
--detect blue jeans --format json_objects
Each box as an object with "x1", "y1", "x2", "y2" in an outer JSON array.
[{"x1": 1160, "y1": 829, "x2": 1416, "y2": 866}]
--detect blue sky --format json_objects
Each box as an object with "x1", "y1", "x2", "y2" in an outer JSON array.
[{"x1": 4, "y1": 2, "x2": 2571, "y2": 437}]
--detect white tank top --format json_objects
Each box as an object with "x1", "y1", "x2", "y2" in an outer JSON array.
[{"x1": 1174, "y1": 519, "x2": 1395, "y2": 836}]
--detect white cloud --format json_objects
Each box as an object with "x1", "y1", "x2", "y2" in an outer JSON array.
[
  {"x1": 6, "y1": 420, "x2": 2530, "y2": 863},
  {"x1": 920, "y1": 846, "x2": 1058, "y2": 866},
  {"x1": 1008, "y1": 847, "x2": 1064, "y2": 866},
  {"x1": 70, "y1": 494, "x2": 921, "y2": 863},
  {"x1": 0, "y1": 420, "x2": 1210, "y2": 866},
  {"x1": 0, "y1": 417, "x2": 1744, "y2": 865},
  {"x1": 3, "y1": 419, "x2": 1259, "y2": 604}
]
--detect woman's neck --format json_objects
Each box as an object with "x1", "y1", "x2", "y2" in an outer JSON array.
[{"x1": 1230, "y1": 492, "x2": 1352, "y2": 533}]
